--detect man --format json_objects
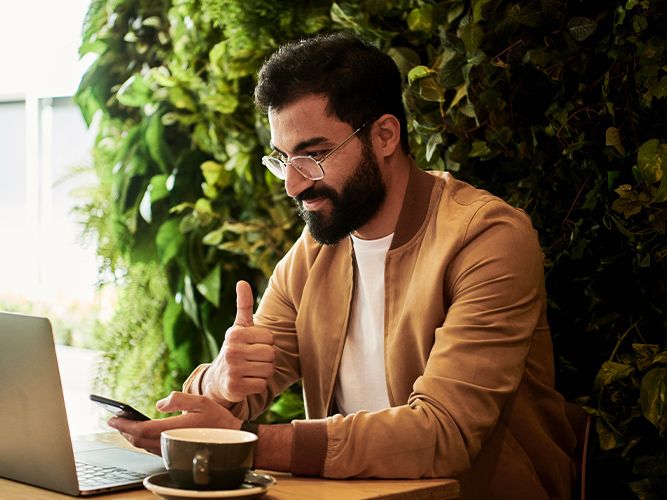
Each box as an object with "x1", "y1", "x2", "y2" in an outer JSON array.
[{"x1": 111, "y1": 33, "x2": 576, "y2": 499}]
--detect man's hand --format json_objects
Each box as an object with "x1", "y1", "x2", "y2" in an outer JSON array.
[
  {"x1": 108, "y1": 392, "x2": 241, "y2": 455},
  {"x1": 203, "y1": 280, "x2": 276, "y2": 404}
]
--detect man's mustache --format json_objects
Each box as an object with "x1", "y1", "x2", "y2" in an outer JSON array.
[{"x1": 295, "y1": 186, "x2": 338, "y2": 204}]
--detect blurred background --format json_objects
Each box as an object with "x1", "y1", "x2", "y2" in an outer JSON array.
[
  {"x1": 0, "y1": 1, "x2": 665, "y2": 497},
  {"x1": 0, "y1": 0, "x2": 107, "y2": 433}
]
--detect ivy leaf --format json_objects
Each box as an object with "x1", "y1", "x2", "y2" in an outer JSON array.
[
  {"x1": 567, "y1": 17, "x2": 598, "y2": 42},
  {"x1": 612, "y1": 184, "x2": 643, "y2": 219},
  {"x1": 596, "y1": 417, "x2": 623, "y2": 450},
  {"x1": 425, "y1": 133, "x2": 443, "y2": 162},
  {"x1": 472, "y1": 0, "x2": 493, "y2": 22},
  {"x1": 652, "y1": 350, "x2": 667, "y2": 366},
  {"x1": 408, "y1": 65, "x2": 436, "y2": 84},
  {"x1": 458, "y1": 19, "x2": 484, "y2": 53},
  {"x1": 605, "y1": 127, "x2": 625, "y2": 155},
  {"x1": 594, "y1": 360, "x2": 635, "y2": 389},
  {"x1": 387, "y1": 47, "x2": 421, "y2": 79},
  {"x1": 640, "y1": 367, "x2": 667, "y2": 435},
  {"x1": 637, "y1": 139, "x2": 666, "y2": 185},
  {"x1": 407, "y1": 5, "x2": 434, "y2": 33},
  {"x1": 633, "y1": 343, "x2": 660, "y2": 371}
]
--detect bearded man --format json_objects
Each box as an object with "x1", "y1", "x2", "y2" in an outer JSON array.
[{"x1": 111, "y1": 33, "x2": 576, "y2": 500}]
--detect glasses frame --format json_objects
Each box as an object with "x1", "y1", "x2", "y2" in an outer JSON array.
[{"x1": 262, "y1": 117, "x2": 376, "y2": 181}]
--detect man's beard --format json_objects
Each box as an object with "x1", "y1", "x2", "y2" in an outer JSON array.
[{"x1": 294, "y1": 141, "x2": 387, "y2": 245}]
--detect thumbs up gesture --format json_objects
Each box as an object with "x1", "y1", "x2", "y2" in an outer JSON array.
[{"x1": 203, "y1": 281, "x2": 275, "y2": 404}]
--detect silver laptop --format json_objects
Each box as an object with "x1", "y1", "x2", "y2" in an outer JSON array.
[{"x1": 0, "y1": 311, "x2": 164, "y2": 496}]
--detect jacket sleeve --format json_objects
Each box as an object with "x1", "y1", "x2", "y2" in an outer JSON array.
[{"x1": 295, "y1": 201, "x2": 548, "y2": 478}]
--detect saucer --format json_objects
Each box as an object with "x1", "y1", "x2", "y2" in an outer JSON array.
[{"x1": 143, "y1": 470, "x2": 276, "y2": 499}]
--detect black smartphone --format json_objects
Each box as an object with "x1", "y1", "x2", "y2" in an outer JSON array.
[{"x1": 89, "y1": 394, "x2": 150, "y2": 421}]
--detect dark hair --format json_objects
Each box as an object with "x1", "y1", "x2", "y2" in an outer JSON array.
[{"x1": 254, "y1": 33, "x2": 409, "y2": 154}]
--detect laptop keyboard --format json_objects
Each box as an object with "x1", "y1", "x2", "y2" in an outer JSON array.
[{"x1": 76, "y1": 460, "x2": 146, "y2": 488}]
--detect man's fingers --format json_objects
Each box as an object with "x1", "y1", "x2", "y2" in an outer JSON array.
[
  {"x1": 234, "y1": 280, "x2": 254, "y2": 327},
  {"x1": 156, "y1": 391, "x2": 211, "y2": 413},
  {"x1": 225, "y1": 377, "x2": 271, "y2": 398},
  {"x1": 225, "y1": 326, "x2": 274, "y2": 346}
]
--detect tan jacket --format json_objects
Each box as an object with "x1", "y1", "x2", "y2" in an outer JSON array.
[{"x1": 184, "y1": 167, "x2": 576, "y2": 499}]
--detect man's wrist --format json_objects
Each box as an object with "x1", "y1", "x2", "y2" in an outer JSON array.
[{"x1": 253, "y1": 423, "x2": 293, "y2": 472}]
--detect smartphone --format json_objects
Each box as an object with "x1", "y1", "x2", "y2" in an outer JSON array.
[{"x1": 89, "y1": 394, "x2": 150, "y2": 421}]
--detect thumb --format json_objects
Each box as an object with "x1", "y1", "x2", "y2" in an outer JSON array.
[{"x1": 234, "y1": 280, "x2": 254, "y2": 327}]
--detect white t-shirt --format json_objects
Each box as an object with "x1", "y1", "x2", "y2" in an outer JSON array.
[{"x1": 334, "y1": 232, "x2": 393, "y2": 415}]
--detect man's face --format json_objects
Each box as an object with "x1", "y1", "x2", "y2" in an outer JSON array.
[{"x1": 268, "y1": 96, "x2": 386, "y2": 245}]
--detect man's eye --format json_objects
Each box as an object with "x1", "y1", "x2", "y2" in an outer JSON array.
[{"x1": 305, "y1": 151, "x2": 327, "y2": 159}]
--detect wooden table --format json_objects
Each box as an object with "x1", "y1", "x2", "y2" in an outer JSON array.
[
  {"x1": 0, "y1": 474, "x2": 459, "y2": 499},
  {"x1": 0, "y1": 434, "x2": 460, "y2": 500}
]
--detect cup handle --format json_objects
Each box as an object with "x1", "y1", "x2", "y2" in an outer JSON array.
[{"x1": 193, "y1": 449, "x2": 211, "y2": 486}]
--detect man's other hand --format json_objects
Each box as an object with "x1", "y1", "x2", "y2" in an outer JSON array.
[{"x1": 108, "y1": 392, "x2": 241, "y2": 455}]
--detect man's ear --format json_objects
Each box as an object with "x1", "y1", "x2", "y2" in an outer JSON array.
[{"x1": 373, "y1": 114, "x2": 401, "y2": 158}]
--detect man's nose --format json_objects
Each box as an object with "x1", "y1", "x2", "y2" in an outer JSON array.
[{"x1": 284, "y1": 164, "x2": 314, "y2": 199}]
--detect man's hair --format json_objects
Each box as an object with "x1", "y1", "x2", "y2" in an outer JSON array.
[{"x1": 254, "y1": 32, "x2": 409, "y2": 154}]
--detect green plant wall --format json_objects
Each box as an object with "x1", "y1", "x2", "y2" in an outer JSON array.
[{"x1": 76, "y1": 0, "x2": 666, "y2": 496}]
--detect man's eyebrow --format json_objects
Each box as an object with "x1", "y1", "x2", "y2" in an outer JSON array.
[{"x1": 270, "y1": 136, "x2": 330, "y2": 155}]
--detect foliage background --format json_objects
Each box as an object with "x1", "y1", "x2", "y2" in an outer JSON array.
[{"x1": 75, "y1": 0, "x2": 666, "y2": 496}]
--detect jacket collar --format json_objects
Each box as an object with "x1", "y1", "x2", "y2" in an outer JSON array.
[{"x1": 389, "y1": 162, "x2": 436, "y2": 249}]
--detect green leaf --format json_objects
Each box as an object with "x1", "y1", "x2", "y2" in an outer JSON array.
[
  {"x1": 605, "y1": 127, "x2": 626, "y2": 155},
  {"x1": 458, "y1": 20, "x2": 484, "y2": 53},
  {"x1": 201, "y1": 160, "x2": 232, "y2": 187},
  {"x1": 469, "y1": 140, "x2": 492, "y2": 158},
  {"x1": 183, "y1": 275, "x2": 200, "y2": 328},
  {"x1": 144, "y1": 113, "x2": 171, "y2": 173},
  {"x1": 594, "y1": 360, "x2": 635, "y2": 389},
  {"x1": 269, "y1": 390, "x2": 306, "y2": 420},
  {"x1": 156, "y1": 219, "x2": 184, "y2": 264},
  {"x1": 387, "y1": 47, "x2": 421, "y2": 79},
  {"x1": 425, "y1": 133, "x2": 443, "y2": 162},
  {"x1": 149, "y1": 174, "x2": 170, "y2": 203},
  {"x1": 652, "y1": 350, "x2": 667, "y2": 366},
  {"x1": 633, "y1": 343, "x2": 660, "y2": 371},
  {"x1": 640, "y1": 367, "x2": 667, "y2": 434},
  {"x1": 596, "y1": 417, "x2": 623, "y2": 450},
  {"x1": 612, "y1": 185, "x2": 643, "y2": 219},
  {"x1": 472, "y1": 0, "x2": 493, "y2": 22},
  {"x1": 169, "y1": 86, "x2": 196, "y2": 111},
  {"x1": 203, "y1": 227, "x2": 224, "y2": 246},
  {"x1": 637, "y1": 139, "x2": 665, "y2": 185},
  {"x1": 567, "y1": 17, "x2": 598, "y2": 42},
  {"x1": 416, "y1": 76, "x2": 445, "y2": 102},
  {"x1": 117, "y1": 75, "x2": 152, "y2": 108},
  {"x1": 407, "y1": 5, "x2": 434, "y2": 33},
  {"x1": 408, "y1": 65, "x2": 436, "y2": 85},
  {"x1": 163, "y1": 298, "x2": 184, "y2": 352},
  {"x1": 197, "y1": 264, "x2": 221, "y2": 307}
]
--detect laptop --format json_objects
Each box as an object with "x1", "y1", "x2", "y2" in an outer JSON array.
[{"x1": 0, "y1": 311, "x2": 164, "y2": 496}]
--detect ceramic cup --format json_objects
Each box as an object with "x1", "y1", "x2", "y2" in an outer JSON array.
[{"x1": 160, "y1": 428, "x2": 257, "y2": 490}]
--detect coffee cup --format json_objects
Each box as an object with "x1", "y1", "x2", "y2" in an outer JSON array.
[{"x1": 160, "y1": 428, "x2": 257, "y2": 490}]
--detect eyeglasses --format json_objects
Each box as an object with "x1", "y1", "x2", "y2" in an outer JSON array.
[{"x1": 261, "y1": 118, "x2": 375, "y2": 181}]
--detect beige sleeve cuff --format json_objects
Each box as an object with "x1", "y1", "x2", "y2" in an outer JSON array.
[
  {"x1": 182, "y1": 364, "x2": 210, "y2": 395},
  {"x1": 290, "y1": 419, "x2": 328, "y2": 476}
]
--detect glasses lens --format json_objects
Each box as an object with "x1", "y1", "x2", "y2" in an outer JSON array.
[
  {"x1": 262, "y1": 156, "x2": 286, "y2": 179},
  {"x1": 291, "y1": 157, "x2": 324, "y2": 181}
]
